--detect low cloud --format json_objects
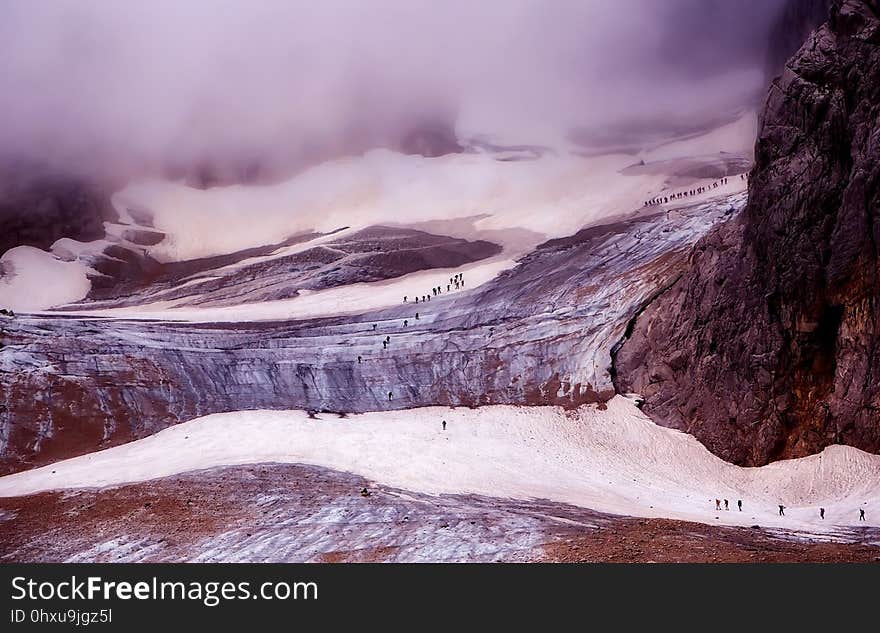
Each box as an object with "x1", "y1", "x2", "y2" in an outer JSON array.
[{"x1": 0, "y1": 0, "x2": 787, "y2": 180}]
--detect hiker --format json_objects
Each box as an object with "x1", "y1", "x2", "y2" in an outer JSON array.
[
  {"x1": 415, "y1": 296, "x2": 419, "y2": 304},
  {"x1": 372, "y1": 324, "x2": 377, "y2": 330},
  {"x1": 357, "y1": 355, "x2": 362, "y2": 364},
  {"x1": 404, "y1": 320, "x2": 408, "y2": 327},
  {"x1": 388, "y1": 391, "x2": 393, "y2": 401},
  {"x1": 724, "y1": 499, "x2": 729, "y2": 511},
  {"x1": 737, "y1": 499, "x2": 742, "y2": 511},
  {"x1": 415, "y1": 312, "x2": 419, "y2": 320},
  {"x1": 442, "y1": 420, "x2": 446, "y2": 431},
  {"x1": 820, "y1": 508, "x2": 825, "y2": 520},
  {"x1": 778, "y1": 505, "x2": 785, "y2": 516},
  {"x1": 860, "y1": 508, "x2": 866, "y2": 521},
  {"x1": 386, "y1": 335, "x2": 390, "y2": 343},
  {"x1": 715, "y1": 499, "x2": 721, "y2": 511},
  {"x1": 404, "y1": 295, "x2": 407, "y2": 302},
  {"x1": 447, "y1": 284, "x2": 451, "y2": 292},
  {"x1": 361, "y1": 487, "x2": 370, "y2": 497},
  {"x1": 382, "y1": 340, "x2": 387, "y2": 349}
]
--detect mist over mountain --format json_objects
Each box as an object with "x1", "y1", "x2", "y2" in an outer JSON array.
[{"x1": 0, "y1": 0, "x2": 785, "y2": 183}]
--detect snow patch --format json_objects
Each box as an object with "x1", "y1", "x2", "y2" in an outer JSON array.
[{"x1": 0, "y1": 246, "x2": 91, "y2": 311}]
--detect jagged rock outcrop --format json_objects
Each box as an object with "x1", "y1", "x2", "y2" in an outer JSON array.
[{"x1": 615, "y1": 0, "x2": 880, "y2": 466}]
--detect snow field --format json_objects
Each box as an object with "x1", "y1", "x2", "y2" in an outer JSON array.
[{"x1": 1, "y1": 395, "x2": 876, "y2": 536}]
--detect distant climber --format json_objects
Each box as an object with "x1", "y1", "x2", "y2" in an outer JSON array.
[
  {"x1": 415, "y1": 312, "x2": 419, "y2": 320},
  {"x1": 388, "y1": 391, "x2": 393, "y2": 401},
  {"x1": 357, "y1": 355, "x2": 362, "y2": 364},
  {"x1": 724, "y1": 499, "x2": 729, "y2": 511},
  {"x1": 383, "y1": 341, "x2": 387, "y2": 349},
  {"x1": 715, "y1": 499, "x2": 721, "y2": 511},
  {"x1": 404, "y1": 295, "x2": 407, "y2": 302},
  {"x1": 372, "y1": 324, "x2": 378, "y2": 330},
  {"x1": 442, "y1": 420, "x2": 446, "y2": 431},
  {"x1": 404, "y1": 320, "x2": 408, "y2": 327},
  {"x1": 820, "y1": 508, "x2": 825, "y2": 520},
  {"x1": 860, "y1": 508, "x2": 866, "y2": 521},
  {"x1": 778, "y1": 505, "x2": 785, "y2": 516},
  {"x1": 361, "y1": 487, "x2": 371, "y2": 497},
  {"x1": 448, "y1": 284, "x2": 451, "y2": 291},
  {"x1": 415, "y1": 297, "x2": 419, "y2": 304},
  {"x1": 737, "y1": 499, "x2": 742, "y2": 511}
]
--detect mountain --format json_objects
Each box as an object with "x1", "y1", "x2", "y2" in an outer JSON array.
[{"x1": 615, "y1": 0, "x2": 880, "y2": 466}]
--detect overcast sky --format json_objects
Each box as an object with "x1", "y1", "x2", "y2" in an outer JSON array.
[{"x1": 0, "y1": 0, "x2": 788, "y2": 179}]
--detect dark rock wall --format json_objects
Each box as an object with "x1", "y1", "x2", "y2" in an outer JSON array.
[
  {"x1": 0, "y1": 164, "x2": 115, "y2": 258},
  {"x1": 615, "y1": 0, "x2": 880, "y2": 466}
]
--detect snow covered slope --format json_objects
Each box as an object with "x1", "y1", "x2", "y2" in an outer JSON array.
[
  {"x1": 1, "y1": 395, "x2": 875, "y2": 535},
  {"x1": 0, "y1": 246, "x2": 92, "y2": 310}
]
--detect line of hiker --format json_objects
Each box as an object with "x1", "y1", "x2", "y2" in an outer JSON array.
[
  {"x1": 644, "y1": 176, "x2": 736, "y2": 207},
  {"x1": 404, "y1": 272, "x2": 465, "y2": 305},
  {"x1": 714, "y1": 498, "x2": 867, "y2": 522},
  {"x1": 374, "y1": 270, "x2": 466, "y2": 403},
  {"x1": 370, "y1": 271, "x2": 466, "y2": 403}
]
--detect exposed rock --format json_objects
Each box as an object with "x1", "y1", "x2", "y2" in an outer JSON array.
[
  {"x1": 76, "y1": 226, "x2": 500, "y2": 308},
  {"x1": 615, "y1": 0, "x2": 880, "y2": 466},
  {"x1": 0, "y1": 163, "x2": 116, "y2": 257}
]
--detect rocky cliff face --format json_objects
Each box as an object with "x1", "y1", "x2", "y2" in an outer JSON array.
[{"x1": 615, "y1": 0, "x2": 880, "y2": 466}]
